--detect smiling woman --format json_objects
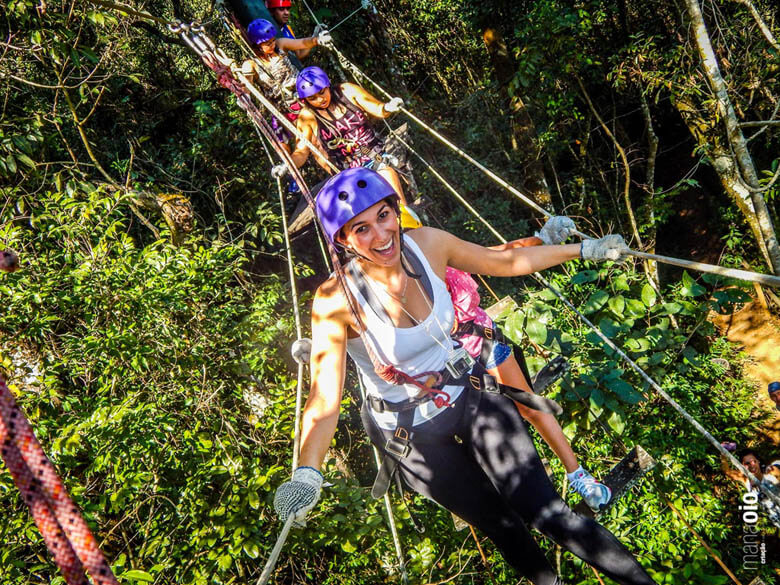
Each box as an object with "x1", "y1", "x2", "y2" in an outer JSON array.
[{"x1": 271, "y1": 168, "x2": 658, "y2": 585}]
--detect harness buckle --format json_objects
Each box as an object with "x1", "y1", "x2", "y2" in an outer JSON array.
[
  {"x1": 482, "y1": 374, "x2": 501, "y2": 394},
  {"x1": 484, "y1": 327, "x2": 494, "y2": 340},
  {"x1": 385, "y1": 437, "x2": 411, "y2": 458}
]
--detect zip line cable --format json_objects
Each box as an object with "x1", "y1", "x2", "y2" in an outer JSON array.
[{"x1": 277, "y1": 176, "x2": 306, "y2": 471}]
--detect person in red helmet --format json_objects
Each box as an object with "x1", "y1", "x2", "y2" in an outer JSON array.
[{"x1": 266, "y1": 0, "x2": 320, "y2": 59}]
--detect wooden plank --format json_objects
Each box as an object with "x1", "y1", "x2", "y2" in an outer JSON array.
[
  {"x1": 484, "y1": 296, "x2": 517, "y2": 320},
  {"x1": 574, "y1": 445, "x2": 656, "y2": 518},
  {"x1": 451, "y1": 512, "x2": 469, "y2": 532}
]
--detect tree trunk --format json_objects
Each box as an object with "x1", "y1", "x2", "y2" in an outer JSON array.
[
  {"x1": 675, "y1": 96, "x2": 770, "y2": 260},
  {"x1": 684, "y1": 0, "x2": 780, "y2": 274}
]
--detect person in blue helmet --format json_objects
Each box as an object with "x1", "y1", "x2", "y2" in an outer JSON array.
[
  {"x1": 240, "y1": 19, "x2": 330, "y2": 193},
  {"x1": 769, "y1": 381, "x2": 780, "y2": 411},
  {"x1": 273, "y1": 66, "x2": 408, "y2": 206},
  {"x1": 271, "y1": 167, "x2": 658, "y2": 585},
  {"x1": 240, "y1": 19, "x2": 330, "y2": 140}
]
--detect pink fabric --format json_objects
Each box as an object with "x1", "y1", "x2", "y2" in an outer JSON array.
[{"x1": 445, "y1": 267, "x2": 493, "y2": 358}]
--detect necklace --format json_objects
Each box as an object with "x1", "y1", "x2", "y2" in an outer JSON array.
[{"x1": 360, "y1": 262, "x2": 409, "y2": 304}]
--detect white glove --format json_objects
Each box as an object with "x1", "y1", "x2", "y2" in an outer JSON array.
[
  {"x1": 383, "y1": 97, "x2": 404, "y2": 114},
  {"x1": 274, "y1": 466, "x2": 323, "y2": 528},
  {"x1": 581, "y1": 235, "x2": 630, "y2": 262},
  {"x1": 312, "y1": 23, "x2": 326, "y2": 36},
  {"x1": 291, "y1": 338, "x2": 312, "y2": 364},
  {"x1": 271, "y1": 163, "x2": 289, "y2": 179},
  {"x1": 316, "y1": 30, "x2": 332, "y2": 47},
  {"x1": 380, "y1": 152, "x2": 399, "y2": 168},
  {"x1": 535, "y1": 216, "x2": 575, "y2": 245}
]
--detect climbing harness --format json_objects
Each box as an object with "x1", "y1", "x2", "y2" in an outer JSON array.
[{"x1": 0, "y1": 376, "x2": 118, "y2": 585}]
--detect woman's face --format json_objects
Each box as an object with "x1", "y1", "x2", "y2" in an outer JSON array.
[
  {"x1": 338, "y1": 200, "x2": 400, "y2": 266},
  {"x1": 742, "y1": 454, "x2": 763, "y2": 477},
  {"x1": 258, "y1": 38, "x2": 277, "y2": 56},
  {"x1": 305, "y1": 87, "x2": 331, "y2": 109}
]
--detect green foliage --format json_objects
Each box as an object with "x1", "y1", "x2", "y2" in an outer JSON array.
[{"x1": 1, "y1": 0, "x2": 779, "y2": 583}]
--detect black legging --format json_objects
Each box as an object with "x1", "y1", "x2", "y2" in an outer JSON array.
[{"x1": 362, "y1": 387, "x2": 657, "y2": 585}]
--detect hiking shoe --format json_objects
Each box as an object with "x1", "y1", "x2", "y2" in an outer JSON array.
[{"x1": 569, "y1": 468, "x2": 612, "y2": 512}]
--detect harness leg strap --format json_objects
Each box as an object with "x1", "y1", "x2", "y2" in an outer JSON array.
[{"x1": 372, "y1": 411, "x2": 414, "y2": 499}]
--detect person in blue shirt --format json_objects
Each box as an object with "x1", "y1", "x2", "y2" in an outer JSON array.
[{"x1": 266, "y1": 0, "x2": 317, "y2": 60}]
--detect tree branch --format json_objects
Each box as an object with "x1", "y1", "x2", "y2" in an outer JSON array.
[{"x1": 729, "y1": 0, "x2": 780, "y2": 52}]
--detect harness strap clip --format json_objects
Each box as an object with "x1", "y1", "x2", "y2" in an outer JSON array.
[{"x1": 385, "y1": 437, "x2": 411, "y2": 459}]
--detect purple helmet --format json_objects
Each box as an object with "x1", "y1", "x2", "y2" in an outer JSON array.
[
  {"x1": 247, "y1": 19, "x2": 277, "y2": 45},
  {"x1": 297, "y1": 66, "x2": 331, "y2": 99},
  {"x1": 316, "y1": 168, "x2": 398, "y2": 244}
]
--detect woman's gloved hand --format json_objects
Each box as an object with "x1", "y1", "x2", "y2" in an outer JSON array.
[
  {"x1": 383, "y1": 97, "x2": 404, "y2": 114},
  {"x1": 580, "y1": 235, "x2": 630, "y2": 262},
  {"x1": 274, "y1": 466, "x2": 324, "y2": 528},
  {"x1": 291, "y1": 338, "x2": 312, "y2": 364},
  {"x1": 535, "y1": 216, "x2": 576, "y2": 245},
  {"x1": 271, "y1": 163, "x2": 289, "y2": 179}
]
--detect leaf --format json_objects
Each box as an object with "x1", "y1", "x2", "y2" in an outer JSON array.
[
  {"x1": 122, "y1": 570, "x2": 154, "y2": 583},
  {"x1": 612, "y1": 273, "x2": 630, "y2": 291},
  {"x1": 581, "y1": 290, "x2": 609, "y2": 314},
  {"x1": 526, "y1": 319, "x2": 548, "y2": 345},
  {"x1": 641, "y1": 283, "x2": 657, "y2": 307},
  {"x1": 605, "y1": 378, "x2": 645, "y2": 404},
  {"x1": 341, "y1": 540, "x2": 357, "y2": 553},
  {"x1": 607, "y1": 411, "x2": 625, "y2": 434},
  {"x1": 243, "y1": 542, "x2": 260, "y2": 559},
  {"x1": 598, "y1": 317, "x2": 622, "y2": 338},
  {"x1": 570, "y1": 269, "x2": 599, "y2": 284},
  {"x1": 680, "y1": 271, "x2": 706, "y2": 297},
  {"x1": 608, "y1": 295, "x2": 625, "y2": 316},
  {"x1": 624, "y1": 299, "x2": 647, "y2": 318}
]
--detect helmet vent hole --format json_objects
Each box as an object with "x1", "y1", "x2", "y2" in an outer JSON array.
[
  {"x1": 357, "y1": 179, "x2": 367, "y2": 188},
  {"x1": 338, "y1": 191, "x2": 349, "y2": 201}
]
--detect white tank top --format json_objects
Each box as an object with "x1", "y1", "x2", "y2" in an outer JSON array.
[{"x1": 345, "y1": 235, "x2": 464, "y2": 429}]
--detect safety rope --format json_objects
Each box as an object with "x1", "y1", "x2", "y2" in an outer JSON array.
[
  {"x1": 0, "y1": 376, "x2": 119, "y2": 585},
  {"x1": 256, "y1": 515, "x2": 296, "y2": 585},
  {"x1": 275, "y1": 176, "x2": 306, "y2": 471}
]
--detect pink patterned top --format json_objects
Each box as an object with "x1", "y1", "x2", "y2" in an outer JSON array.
[{"x1": 445, "y1": 267, "x2": 493, "y2": 358}]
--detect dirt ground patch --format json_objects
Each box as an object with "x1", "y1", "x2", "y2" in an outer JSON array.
[{"x1": 711, "y1": 301, "x2": 780, "y2": 446}]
